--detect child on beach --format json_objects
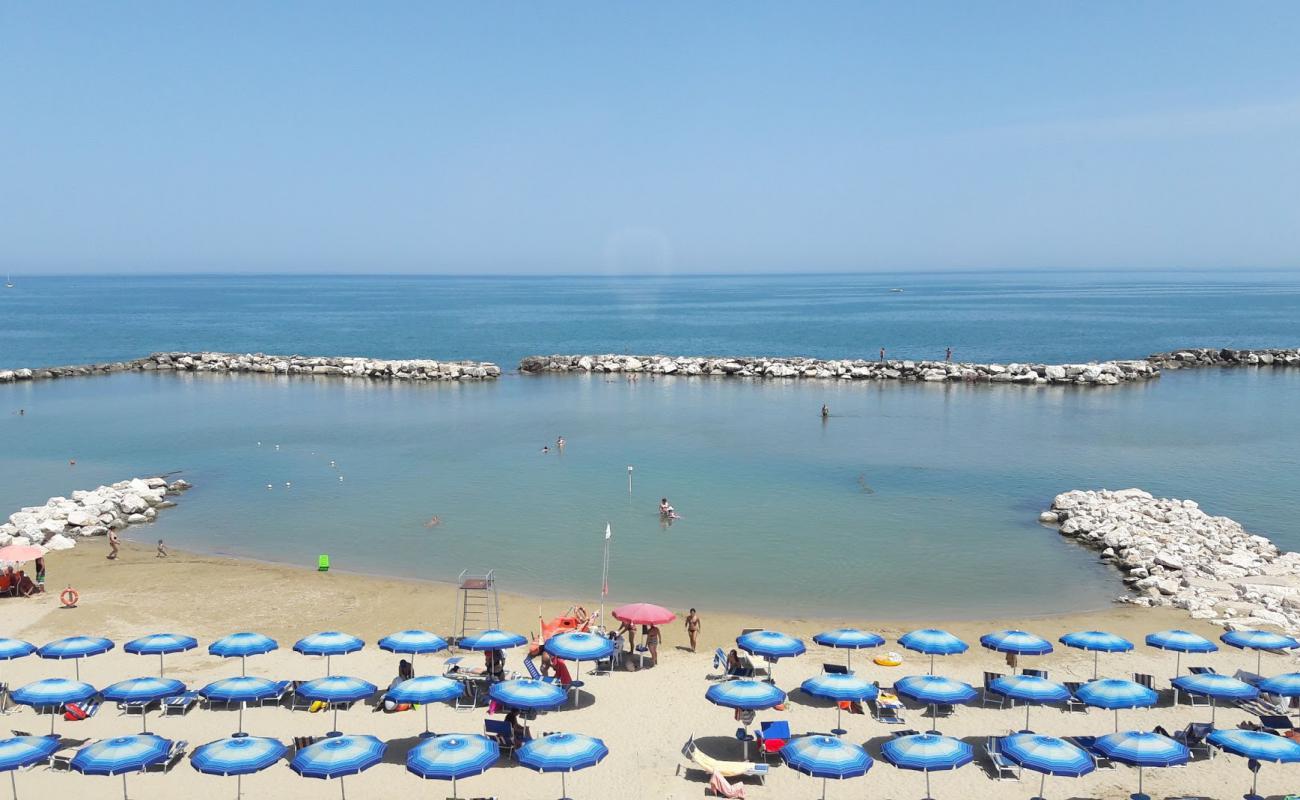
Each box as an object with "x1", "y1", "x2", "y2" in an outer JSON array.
[
  {"x1": 107, "y1": 529, "x2": 120, "y2": 560},
  {"x1": 156, "y1": 539, "x2": 169, "y2": 558}
]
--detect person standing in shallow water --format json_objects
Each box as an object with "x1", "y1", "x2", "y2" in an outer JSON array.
[{"x1": 821, "y1": 404, "x2": 829, "y2": 419}]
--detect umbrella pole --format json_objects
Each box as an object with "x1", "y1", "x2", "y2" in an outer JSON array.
[
  {"x1": 327, "y1": 655, "x2": 332, "y2": 677},
  {"x1": 1252, "y1": 764, "x2": 1259, "y2": 797},
  {"x1": 159, "y1": 654, "x2": 165, "y2": 677},
  {"x1": 821, "y1": 777, "x2": 827, "y2": 800},
  {"x1": 49, "y1": 713, "x2": 55, "y2": 736},
  {"x1": 929, "y1": 654, "x2": 935, "y2": 675},
  {"x1": 339, "y1": 777, "x2": 346, "y2": 800},
  {"x1": 1175, "y1": 652, "x2": 1181, "y2": 676},
  {"x1": 141, "y1": 707, "x2": 148, "y2": 734},
  {"x1": 1038, "y1": 771, "x2": 1046, "y2": 800},
  {"x1": 834, "y1": 704, "x2": 843, "y2": 736},
  {"x1": 1210, "y1": 698, "x2": 1217, "y2": 725},
  {"x1": 925, "y1": 769, "x2": 932, "y2": 800},
  {"x1": 236, "y1": 774, "x2": 242, "y2": 800},
  {"x1": 12, "y1": 768, "x2": 18, "y2": 800},
  {"x1": 74, "y1": 660, "x2": 80, "y2": 681},
  {"x1": 241, "y1": 655, "x2": 247, "y2": 677},
  {"x1": 1093, "y1": 651, "x2": 1099, "y2": 680},
  {"x1": 1138, "y1": 765, "x2": 1144, "y2": 796},
  {"x1": 423, "y1": 703, "x2": 431, "y2": 735},
  {"x1": 561, "y1": 772, "x2": 568, "y2": 799},
  {"x1": 122, "y1": 774, "x2": 127, "y2": 800},
  {"x1": 929, "y1": 704, "x2": 937, "y2": 734},
  {"x1": 846, "y1": 651, "x2": 852, "y2": 672},
  {"x1": 451, "y1": 776, "x2": 456, "y2": 799},
  {"x1": 333, "y1": 706, "x2": 340, "y2": 733},
  {"x1": 1258, "y1": 649, "x2": 1263, "y2": 676},
  {"x1": 1025, "y1": 703, "x2": 1031, "y2": 732},
  {"x1": 239, "y1": 702, "x2": 244, "y2": 734},
  {"x1": 1113, "y1": 709, "x2": 1119, "y2": 732}
]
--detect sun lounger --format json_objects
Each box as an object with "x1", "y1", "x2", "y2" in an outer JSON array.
[
  {"x1": 259, "y1": 680, "x2": 293, "y2": 708},
  {"x1": 678, "y1": 737, "x2": 768, "y2": 785},
  {"x1": 1234, "y1": 669, "x2": 1264, "y2": 686},
  {"x1": 822, "y1": 663, "x2": 849, "y2": 675},
  {"x1": 162, "y1": 692, "x2": 199, "y2": 716},
  {"x1": 982, "y1": 672, "x2": 1007, "y2": 709},
  {"x1": 117, "y1": 699, "x2": 159, "y2": 717},
  {"x1": 484, "y1": 718, "x2": 519, "y2": 757},
  {"x1": 1174, "y1": 722, "x2": 1215, "y2": 759},
  {"x1": 146, "y1": 740, "x2": 187, "y2": 773},
  {"x1": 891, "y1": 729, "x2": 921, "y2": 738},
  {"x1": 1070, "y1": 735, "x2": 1115, "y2": 769},
  {"x1": 1021, "y1": 668, "x2": 1047, "y2": 679},
  {"x1": 63, "y1": 701, "x2": 99, "y2": 721},
  {"x1": 837, "y1": 700, "x2": 865, "y2": 716},
  {"x1": 1189, "y1": 665, "x2": 1216, "y2": 675},
  {"x1": 1063, "y1": 682, "x2": 1087, "y2": 713},
  {"x1": 755, "y1": 721, "x2": 788, "y2": 760},
  {"x1": 707, "y1": 770, "x2": 747, "y2": 798},
  {"x1": 985, "y1": 737, "x2": 1019, "y2": 780},
  {"x1": 870, "y1": 698, "x2": 905, "y2": 725},
  {"x1": 293, "y1": 736, "x2": 316, "y2": 751}
]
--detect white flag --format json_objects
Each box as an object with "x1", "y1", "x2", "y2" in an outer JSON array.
[{"x1": 605, "y1": 523, "x2": 612, "y2": 540}]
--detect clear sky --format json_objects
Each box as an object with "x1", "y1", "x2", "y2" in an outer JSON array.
[{"x1": 2, "y1": 2, "x2": 1299, "y2": 274}]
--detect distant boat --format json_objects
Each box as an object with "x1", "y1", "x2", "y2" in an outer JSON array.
[
  {"x1": 889, "y1": 288, "x2": 904, "y2": 293},
  {"x1": 4, "y1": 273, "x2": 12, "y2": 289}
]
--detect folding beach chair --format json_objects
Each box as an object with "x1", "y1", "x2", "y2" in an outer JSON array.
[
  {"x1": 484, "y1": 718, "x2": 517, "y2": 758},
  {"x1": 822, "y1": 663, "x2": 849, "y2": 675},
  {"x1": 985, "y1": 737, "x2": 1020, "y2": 781},
  {"x1": 1063, "y1": 682, "x2": 1087, "y2": 714},
  {"x1": 147, "y1": 740, "x2": 188, "y2": 773},
  {"x1": 117, "y1": 699, "x2": 159, "y2": 718},
  {"x1": 870, "y1": 698, "x2": 905, "y2": 725},
  {"x1": 162, "y1": 692, "x2": 199, "y2": 716},
  {"x1": 982, "y1": 672, "x2": 1007, "y2": 709},
  {"x1": 1174, "y1": 722, "x2": 1215, "y2": 760},
  {"x1": 754, "y1": 721, "x2": 789, "y2": 761},
  {"x1": 677, "y1": 736, "x2": 768, "y2": 786},
  {"x1": 1070, "y1": 736, "x2": 1115, "y2": 769},
  {"x1": 1021, "y1": 668, "x2": 1047, "y2": 679}
]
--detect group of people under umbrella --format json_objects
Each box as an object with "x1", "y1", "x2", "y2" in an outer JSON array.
[
  {"x1": 702, "y1": 625, "x2": 1300, "y2": 798},
  {"x1": 0, "y1": 623, "x2": 621, "y2": 799}
]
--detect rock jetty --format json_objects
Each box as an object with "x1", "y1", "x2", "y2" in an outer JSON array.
[
  {"x1": 1, "y1": 477, "x2": 191, "y2": 552},
  {"x1": 1148, "y1": 347, "x2": 1300, "y2": 369},
  {"x1": 520, "y1": 354, "x2": 1159, "y2": 385},
  {"x1": 0, "y1": 352, "x2": 501, "y2": 383},
  {"x1": 1043, "y1": 489, "x2": 1300, "y2": 634}
]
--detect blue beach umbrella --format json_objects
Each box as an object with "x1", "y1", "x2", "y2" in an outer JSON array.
[
  {"x1": 1258, "y1": 672, "x2": 1300, "y2": 697},
  {"x1": 101, "y1": 677, "x2": 186, "y2": 733},
  {"x1": 389, "y1": 676, "x2": 464, "y2": 736},
  {"x1": 199, "y1": 676, "x2": 281, "y2": 734},
  {"x1": 1060, "y1": 631, "x2": 1134, "y2": 678},
  {"x1": 1208, "y1": 728, "x2": 1300, "y2": 798},
  {"x1": 1222, "y1": 629, "x2": 1300, "y2": 674},
  {"x1": 0, "y1": 639, "x2": 35, "y2": 662},
  {"x1": 407, "y1": 734, "x2": 499, "y2": 797},
  {"x1": 37, "y1": 636, "x2": 114, "y2": 680},
  {"x1": 124, "y1": 634, "x2": 197, "y2": 677},
  {"x1": 899, "y1": 630, "x2": 968, "y2": 674},
  {"x1": 0, "y1": 735, "x2": 61, "y2": 800},
  {"x1": 489, "y1": 678, "x2": 566, "y2": 712},
  {"x1": 208, "y1": 633, "x2": 278, "y2": 676},
  {"x1": 800, "y1": 674, "x2": 878, "y2": 735},
  {"x1": 378, "y1": 630, "x2": 447, "y2": 674},
  {"x1": 1172, "y1": 673, "x2": 1258, "y2": 723},
  {"x1": 880, "y1": 733, "x2": 972, "y2": 800},
  {"x1": 988, "y1": 675, "x2": 1071, "y2": 731},
  {"x1": 1095, "y1": 730, "x2": 1188, "y2": 798},
  {"x1": 290, "y1": 734, "x2": 385, "y2": 800},
  {"x1": 1073, "y1": 679, "x2": 1158, "y2": 731},
  {"x1": 980, "y1": 630, "x2": 1053, "y2": 657},
  {"x1": 294, "y1": 632, "x2": 365, "y2": 675},
  {"x1": 297, "y1": 676, "x2": 378, "y2": 733},
  {"x1": 458, "y1": 630, "x2": 528, "y2": 651},
  {"x1": 1145, "y1": 630, "x2": 1217, "y2": 676},
  {"x1": 894, "y1": 675, "x2": 976, "y2": 733},
  {"x1": 738, "y1": 630, "x2": 806, "y2": 683},
  {"x1": 191, "y1": 735, "x2": 287, "y2": 799},
  {"x1": 518, "y1": 732, "x2": 609, "y2": 799},
  {"x1": 706, "y1": 679, "x2": 786, "y2": 710},
  {"x1": 780, "y1": 735, "x2": 872, "y2": 800},
  {"x1": 813, "y1": 629, "x2": 885, "y2": 671},
  {"x1": 999, "y1": 733, "x2": 1095, "y2": 800},
  {"x1": 11, "y1": 678, "x2": 96, "y2": 735},
  {"x1": 71, "y1": 734, "x2": 173, "y2": 800},
  {"x1": 545, "y1": 631, "x2": 616, "y2": 705}
]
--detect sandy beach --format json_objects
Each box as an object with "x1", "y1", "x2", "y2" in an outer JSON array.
[{"x1": 0, "y1": 542, "x2": 1292, "y2": 799}]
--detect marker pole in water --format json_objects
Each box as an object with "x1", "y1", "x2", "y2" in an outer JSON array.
[{"x1": 627, "y1": 465, "x2": 633, "y2": 494}]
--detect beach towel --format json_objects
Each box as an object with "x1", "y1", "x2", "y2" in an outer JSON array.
[{"x1": 708, "y1": 770, "x2": 746, "y2": 799}]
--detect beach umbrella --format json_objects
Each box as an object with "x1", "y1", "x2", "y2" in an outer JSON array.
[
  {"x1": 545, "y1": 631, "x2": 616, "y2": 704},
  {"x1": 0, "y1": 639, "x2": 35, "y2": 687},
  {"x1": 894, "y1": 675, "x2": 976, "y2": 733},
  {"x1": 738, "y1": 630, "x2": 806, "y2": 683},
  {"x1": 1059, "y1": 631, "x2": 1134, "y2": 679},
  {"x1": 290, "y1": 734, "x2": 385, "y2": 800},
  {"x1": 813, "y1": 629, "x2": 885, "y2": 671},
  {"x1": 1094, "y1": 730, "x2": 1188, "y2": 798},
  {"x1": 199, "y1": 676, "x2": 281, "y2": 734},
  {"x1": 297, "y1": 676, "x2": 377, "y2": 734},
  {"x1": 1073, "y1": 679, "x2": 1157, "y2": 731},
  {"x1": 1222, "y1": 629, "x2": 1300, "y2": 674},
  {"x1": 10, "y1": 678, "x2": 96, "y2": 735},
  {"x1": 999, "y1": 733, "x2": 1095, "y2": 800},
  {"x1": 293, "y1": 633, "x2": 365, "y2": 676},
  {"x1": 191, "y1": 735, "x2": 287, "y2": 799},
  {"x1": 980, "y1": 630, "x2": 1053, "y2": 657},
  {"x1": 610, "y1": 603, "x2": 676, "y2": 625},
  {"x1": 488, "y1": 679, "x2": 566, "y2": 712},
  {"x1": 71, "y1": 734, "x2": 172, "y2": 800},
  {"x1": 799, "y1": 674, "x2": 878, "y2": 735},
  {"x1": 101, "y1": 677, "x2": 185, "y2": 733},
  {"x1": 880, "y1": 733, "x2": 972, "y2": 800},
  {"x1": 898, "y1": 630, "x2": 968, "y2": 674},
  {"x1": 0, "y1": 735, "x2": 61, "y2": 799},
  {"x1": 705, "y1": 679, "x2": 786, "y2": 710},
  {"x1": 1208, "y1": 728, "x2": 1300, "y2": 798},
  {"x1": 779, "y1": 735, "x2": 872, "y2": 800},
  {"x1": 124, "y1": 634, "x2": 197, "y2": 677},
  {"x1": 1172, "y1": 673, "x2": 1258, "y2": 723},
  {"x1": 378, "y1": 630, "x2": 447, "y2": 674},
  {"x1": 389, "y1": 676, "x2": 463, "y2": 736},
  {"x1": 518, "y1": 732, "x2": 609, "y2": 799},
  {"x1": 0, "y1": 544, "x2": 45, "y2": 563},
  {"x1": 406, "y1": 734, "x2": 499, "y2": 798},
  {"x1": 1145, "y1": 630, "x2": 1217, "y2": 676},
  {"x1": 37, "y1": 635, "x2": 113, "y2": 680},
  {"x1": 208, "y1": 633, "x2": 278, "y2": 676},
  {"x1": 1258, "y1": 672, "x2": 1300, "y2": 698},
  {"x1": 457, "y1": 630, "x2": 528, "y2": 651},
  {"x1": 988, "y1": 674, "x2": 1071, "y2": 731}
]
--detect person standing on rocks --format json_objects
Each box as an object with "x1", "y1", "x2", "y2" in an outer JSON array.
[
  {"x1": 879, "y1": 347, "x2": 885, "y2": 362},
  {"x1": 107, "y1": 529, "x2": 120, "y2": 560},
  {"x1": 945, "y1": 347, "x2": 952, "y2": 361}
]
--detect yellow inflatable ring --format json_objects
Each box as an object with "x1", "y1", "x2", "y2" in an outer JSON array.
[{"x1": 874, "y1": 651, "x2": 903, "y2": 667}]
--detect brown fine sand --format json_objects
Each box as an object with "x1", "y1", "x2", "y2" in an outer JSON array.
[{"x1": 0, "y1": 541, "x2": 1293, "y2": 799}]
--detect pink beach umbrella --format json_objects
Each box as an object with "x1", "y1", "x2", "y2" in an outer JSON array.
[
  {"x1": 611, "y1": 604, "x2": 676, "y2": 626},
  {"x1": 0, "y1": 545, "x2": 46, "y2": 564}
]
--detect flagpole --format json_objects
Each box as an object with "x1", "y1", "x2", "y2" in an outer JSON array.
[{"x1": 600, "y1": 523, "x2": 611, "y2": 631}]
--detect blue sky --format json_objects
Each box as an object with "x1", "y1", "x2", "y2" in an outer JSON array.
[{"x1": 2, "y1": 2, "x2": 1299, "y2": 274}]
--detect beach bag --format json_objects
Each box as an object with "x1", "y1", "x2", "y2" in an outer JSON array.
[{"x1": 64, "y1": 703, "x2": 89, "y2": 721}]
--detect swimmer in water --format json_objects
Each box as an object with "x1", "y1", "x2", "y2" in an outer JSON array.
[
  {"x1": 542, "y1": 446, "x2": 550, "y2": 454},
  {"x1": 821, "y1": 404, "x2": 829, "y2": 419},
  {"x1": 424, "y1": 516, "x2": 441, "y2": 528},
  {"x1": 659, "y1": 498, "x2": 678, "y2": 518},
  {"x1": 556, "y1": 436, "x2": 565, "y2": 449}
]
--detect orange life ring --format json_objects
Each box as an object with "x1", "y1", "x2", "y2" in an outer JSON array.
[{"x1": 60, "y1": 587, "x2": 79, "y2": 608}]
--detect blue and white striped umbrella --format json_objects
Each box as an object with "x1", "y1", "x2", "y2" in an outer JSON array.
[
  {"x1": 989, "y1": 675, "x2": 1072, "y2": 731},
  {"x1": 191, "y1": 734, "x2": 286, "y2": 796},
  {"x1": 71, "y1": 734, "x2": 172, "y2": 798},
  {"x1": 518, "y1": 732, "x2": 608, "y2": 798},
  {"x1": 0, "y1": 639, "x2": 35, "y2": 661},
  {"x1": 378, "y1": 630, "x2": 448, "y2": 655},
  {"x1": 199, "y1": 676, "x2": 281, "y2": 734},
  {"x1": 37, "y1": 636, "x2": 113, "y2": 680},
  {"x1": 458, "y1": 630, "x2": 527, "y2": 651},
  {"x1": 545, "y1": 632, "x2": 615, "y2": 662},
  {"x1": 895, "y1": 675, "x2": 976, "y2": 732},
  {"x1": 1145, "y1": 629, "x2": 1216, "y2": 676},
  {"x1": 813, "y1": 629, "x2": 885, "y2": 671},
  {"x1": 0, "y1": 736, "x2": 60, "y2": 771},
  {"x1": 389, "y1": 676, "x2": 463, "y2": 736},
  {"x1": 899, "y1": 630, "x2": 968, "y2": 673},
  {"x1": 780, "y1": 735, "x2": 871, "y2": 799},
  {"x1": 1222, "y1": 629, "x2": 1300, "y2": 674},
  {"x1": 1259, "y1": 672, "x2": 1300, "y2": 697},
  {"x1": 488, "y1": 679, "x2": 566, "y2": 711},
  {"x1": 881, "y1": 733, "x2": 972, "y2": 799},
  {"x1": 1000, "y1": 733, "x2": 1094, "y2": 799},
  {"x1": 1172, "y1": 673, "x2": 1258, "y2": 722},
  {"x1": 11, "y1": 678, "x2": 95, "y2": 734},
  {"x1": 102, "y1": 677, "x2": 186, "y2": 733},
  {"x1": 738, "y1": 630, "x2": 805, "y2": 682},
  {"x1": 1208, "y1": 729, "x2": 1300, "y2": 798},
  {"x1": 1074, "y1": 679, "x2": 1158, "y2": 730},
  {"x1": 294, "y1": 633, "x2": 364, "y2": 675},
  {"x1": 298, "y1": 676, "x2": 378, "y2": 733},
  {"x1": 1060, "y1": 631, "x2": 1133, "y2": 678},
  {"x1": 124, "y1": 634, "x2": 197, "y2": 676},
  {"x1": 980, "y1": 630, "x2": 1053, "y2": 656},
  {"x1": 705, "y1": 679, "x2": 786, "y2": 711},
  {"x1": 407, "y1": 734, "x2": 498, "y2": 797},
  {"x1": 800, "y1": 674, "x2": 878, "y2": 735},
  {"x1": 291, "y1": 734, "x2": 385, "y2": 798},
  {"x1": 1094, "y1": 731, "x2": 1188, "y2": 798},
  {"x1": 208, "y1": 633, "x2": 278, "y2": 676}
]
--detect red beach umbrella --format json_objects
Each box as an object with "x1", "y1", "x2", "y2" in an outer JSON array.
[
  {"x1": 0, "y1": 545, "x2": 47, "y2": 564},
  {"x1": 612, "y1": 603, "x2": 676, "y2": 625}
]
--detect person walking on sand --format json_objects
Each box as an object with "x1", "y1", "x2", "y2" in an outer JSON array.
[
  {"x1": 107, "y1": 529, "x2": 120, "y2": 560},
  {"x1": 685, "y1": 608, "x2": 701, "y2": 652},
  {"x1": 156, "y1": 539, "x2": 169, "y2": 558},
  {"x1": 645, "y1": 624, "x2": 662, "y2": 666}
]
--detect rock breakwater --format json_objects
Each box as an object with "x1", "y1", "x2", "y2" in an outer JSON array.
[
  {"x1": 1043, "y1": 489, "x2": 1300, "y2": 634},
  {"x1": 0, "y1": 352, "x2": 501, "y2": 383},
  {"x1": 1147, "y1": 347, "x2": 1300, "y2": 369},
  {"x1": 1, "y1": 477, "x2": 191, "y2": 552}
]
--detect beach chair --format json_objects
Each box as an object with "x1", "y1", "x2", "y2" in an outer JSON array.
[
  {"x1": 592, "y1": 638, "x2": 620, "y2": 675},
  {"x1": 1174, "y1": 722, "x2": 1215, "y2": 760},
  {"x1": 1188, "y1": 666, "x2": 1217, "y2": 675},
  {"x1": 677, "y1": 736, "x2": 768, "y2": 786},
  {"x1": 524, "y1": 657, "x2": 561, "y2": 686},
  {"x1": 1234, "y1": 669, "x2": 1264, "y2": 686},
  {"x1": 147, "y1": 740, "x2": 187, "y2": 773},
  {"x1": 822, "y1": 663, "x2": 849, "y2": 675},
  {"x1": 49, "y1": 743, "x2": 87, "y2": 772},
  {"x1": 890, "y1": 729, "x2": 921, "y2": 738},
  {"x1": 443, "y1": 656, "x2": 466, "y2": 675},
  {"x1": 985, "y1": 737, "x2": 1020, "y2": 781},
  {"x1": 754, "y1": 720, "x2": 789, "y2": 761},
  {"x1": 1063, "y1": 682, "x2": 1087, "y2": 713},
  {"x1": 1258, "y1": 714, "x2": 1294, "y2": 734},
  {"x1": 63, "y1": 700, "x2": 99, "y2": 721},
  {"x1": 289, "y1": 684, "x2": 317, "y2": 712},
  {"x1": 162, "y1": 692, "x2": 199, "y2": 716},
  {"x1": 117, "y1": 699, "x2": 159, "y2": 718},
  {"x1": 870, "y1": 698, "x2": 905, "y2": 725},
  {"x1": 837, "y1": 700, "x2": 865, "y2": 717},
  {"x1": 0, "y1": 683, "x2": 9, "y2": 715},
  {"x1": 1021, "y1": 668, "x2": 1047, "y2": 679},
  {"x1": 484, "y1": 718, "x2": 517, "y2": 758},
  {"x1": 982, "y1": 672, "x2": 1007, "y2": 709},
  {"x1": 293, "y1": 736, "x2": 316, "y2": 751},
  {"x1": 1070, "y1": 735, "x2": 1115, "y2": 769}
]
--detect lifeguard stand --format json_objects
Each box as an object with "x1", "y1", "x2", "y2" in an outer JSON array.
[{"x1": 451, "y1": 569, "x2": 500, "y2": 646}]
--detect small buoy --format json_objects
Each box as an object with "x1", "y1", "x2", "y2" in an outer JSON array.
[
  {"x1": 274, "y1": 445, "x2": 280, "y2": 451},
  {"x1": 338, "y1": 476, "x2": 344, "y2": 482},
  {"x1": 329, "y1": 460, "x2": 336, "y2": 467},
  {"x1": 285, "y1": 482, "x2": 292, "y2": 488},
  {"x1": 266, "y1": 484, "x2": 273, "y2": 490},
  {"x1": 257, "y1": 441, "x2": 262, "y2": 446}
]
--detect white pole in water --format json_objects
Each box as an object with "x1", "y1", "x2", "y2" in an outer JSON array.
[
  {"x1": 627, "y1": 466, "x2": 633, "y2": 494},
  {"x1": 600, "y1": 524, "x2": 611, "y2": 630}
]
